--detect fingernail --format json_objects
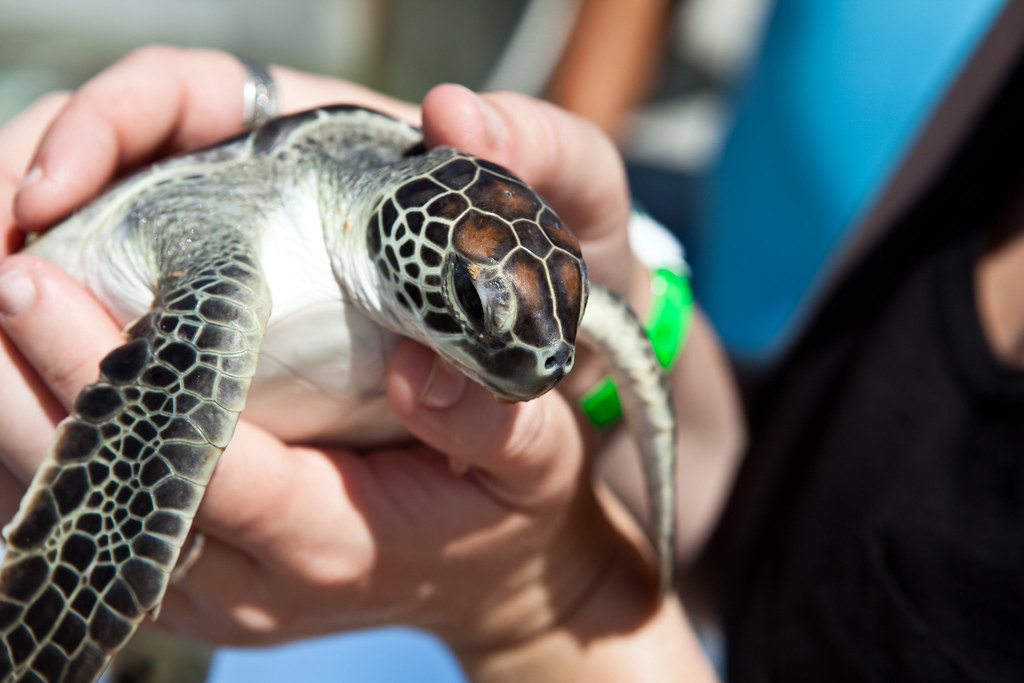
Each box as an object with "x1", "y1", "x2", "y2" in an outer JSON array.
[
  {"x1": 419, "y1": 356, "x2": 467, "y2": 410},
  {"x1": 19, "y1": 166, "x2": 43, "y2": 192},
  {"x1": 0, "y1": 267, "x2": 36, "y2": 317},
  {"x1": 475, "y1": 94, "x2": 506, "y2": 146}
]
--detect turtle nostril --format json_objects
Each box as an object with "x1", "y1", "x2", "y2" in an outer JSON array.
[{"x1": 543, "y1": 342, "x2": 574, "y2": 375}]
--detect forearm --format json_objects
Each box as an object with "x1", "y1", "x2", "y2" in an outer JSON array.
[
  {"x1": 461, "y1": 596, "x2": 714, "y2": 683},
  {"x1": 546, "y1": 0, "x2": 674, "y2": 140},
  {"x1": 666, "y1": 309, "x2": 746, "y2": 564},
  {"x1": 450, "y1": 483, "x2": 719, "y2": 682}
]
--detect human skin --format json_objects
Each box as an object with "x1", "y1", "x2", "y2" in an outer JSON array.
[
  {"x1": 0, "y1": 46, "x2": 734, "y2": 680},
  {"x1": 545, "y1": 0, "x2": 674, "y2": 142}
]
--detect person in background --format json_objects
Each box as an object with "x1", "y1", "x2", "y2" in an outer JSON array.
[{"x1": 543, "y1": 0, "x2": 676, "y2": 144}]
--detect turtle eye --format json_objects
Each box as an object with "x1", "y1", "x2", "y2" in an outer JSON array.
[
  {"x1": 482, "y1": 279, "x2": 513, "y2": 333},
  {"x1": 453, "y1": 260, "x2": 485, "y2": 327}
]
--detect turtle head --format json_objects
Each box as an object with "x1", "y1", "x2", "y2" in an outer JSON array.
[{"x1": 367, "y1": 150, "x2": 587, "y2": 402}]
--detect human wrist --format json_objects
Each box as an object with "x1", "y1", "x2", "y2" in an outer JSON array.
[
  {"x1": 456, "y1": 576, "x2": 714, "y2": 683},
  {"x1": 580, "y1": 264, "x2": 693, "y2": 426},
  {"x1": 450, "y1": 488, "x2": 716, "y2": 683},
  {"x1": 565, "y1": 208, "x2": 692, "y2": 419}
]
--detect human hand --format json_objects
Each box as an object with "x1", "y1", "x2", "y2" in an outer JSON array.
[
  {"x1": 0, "y1": 47, "x2": 718, "y2": 680},
  {"x1": 3, "y1": 46, "x2": 415, "y2": 239}
]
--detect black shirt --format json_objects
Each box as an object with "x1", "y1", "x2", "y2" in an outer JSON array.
[{"x1": 720, "y1": 39, "x2": 1024, "y2": 683}]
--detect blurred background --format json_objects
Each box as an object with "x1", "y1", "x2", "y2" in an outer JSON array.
[
  {"x1": 0, "y1": 0, "x2": 763, "y2": 172},
  {"x1": 0, "y1": 0, "x2": 1008, "y2": 680}
]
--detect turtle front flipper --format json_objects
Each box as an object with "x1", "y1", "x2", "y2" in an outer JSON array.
[
  {"x1": 0, "y1": 249, "x2": 270, "y2": 683},
  {"x1": 579, "y1": 284, "x2": 677, "y2": 593}
]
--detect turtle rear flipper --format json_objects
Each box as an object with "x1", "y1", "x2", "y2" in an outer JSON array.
[
  {"x1": 0, "y1": 247, "x2": 269, "y2": 682},
  {"x1": 579, "y1": 284, "x2": 677, "y2": 592}
]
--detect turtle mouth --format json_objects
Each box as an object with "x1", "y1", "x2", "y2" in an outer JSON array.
[
  {"x1": 476, "y1": 344, "x2": 573, "y2": 403},
  {"x1": 442, "y1": 333, "x2": 574, "y2": 403}
]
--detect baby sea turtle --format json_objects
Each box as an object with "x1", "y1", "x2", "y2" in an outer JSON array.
[{"x1": 0, "y1": 106, "x2": 676, "y2": 682}]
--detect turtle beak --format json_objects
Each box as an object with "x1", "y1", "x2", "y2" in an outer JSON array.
[{"x1": 481, "y1": 339, "x2": 574, "y2": 403}]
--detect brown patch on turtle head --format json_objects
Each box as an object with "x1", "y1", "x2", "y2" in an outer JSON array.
[
  {"x1": 466, "y1": 171, "x2": 544, "y2": 220},
  {"x1": 452, "y1": 210, "x2": 516, "y2": 264},
  {"x1": 536, "y1": 207, "x2": 582, "y2": 258},
  {"x1": 504, "y1": 250, "x2": 560, "y2": 348},
  {"x1": 548, "y1": 250, "x2": 586, "y2": 341}
]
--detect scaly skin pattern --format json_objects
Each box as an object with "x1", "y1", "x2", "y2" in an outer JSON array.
[
  {"x1": 577, "y1": 286, "x2": 677, "y2": 592},
  {"x1": 0, "y1": 106, "x2": 675, "y2": 682}
]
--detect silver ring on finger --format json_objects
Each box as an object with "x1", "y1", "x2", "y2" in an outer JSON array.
[{"x1": 237, "y1": 56, "x2": 278, "y2": 127}]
